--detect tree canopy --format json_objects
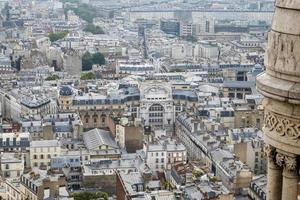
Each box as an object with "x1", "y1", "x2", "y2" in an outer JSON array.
[
  {"x1": 82, "y1": 52, "x2": 105, "y2": 71},
  {"x1": 82, "y1": 52, "x2": 93, "y2": 71},
  {"x1": 65, "y1": 4, "x2": 96, "y2": 23},
  {"x1": 48, "y1": 31, "x2": 68, "y2": 42},
  {"x1": 183, "y1": 35, "x2": 198, "y2": 43},
  {"x1": 45, "y1": 74, "x2": 60, "y2": 81},
  {"x1": 84, "y1": 23, "x2": 104, "y2": 34},
  {"x1": 72, "y1": 191, "x2": 108, "y2": 200},
  {"x1": 80, "y1": 72, "x2": 96, "y2": 80},
  {"x1": 192, "y1": 169, "x2": 203, "y2": 178}
]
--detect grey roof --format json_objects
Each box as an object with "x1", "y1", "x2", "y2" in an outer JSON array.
[
  {"x1": 251, "y1": 175, "x2": 267, "y2": 195},
  {"x1": 223, "y1": 81, "x2": 255, "y2": 88},
  {"x1": 31, "y1": 140, "x2": 61, "y2": 148},
  {"x1": 51, "y1": 155, "x2": 81, "y2": 169},
  {"x1": 59, "y1": 85, "x2": 73, "y2": 96},
  {"x1": 146, "y1": 180, "x2": 160, "y2": 189},
  {"x1": 53, "y1": 125, "x2": 72, "y2": 133},
  {"x1": 230, "y1": 128, "x2": 260, "y2": 142},
  {"x1": 172, "y1": 90, "x2": 198, "y2": 101},
  {"x1": 20, "y1": 96, "x2": 51, "y2": 108},
  {"x1": 119, "y1": 172, "x2": 144, "y2": 195},
  {"x1": 83, "y1": 128, "x2": 118, "y2": 150},
  {"x1": 184, "y1": 185, "x2": 203, "y2": 200}
]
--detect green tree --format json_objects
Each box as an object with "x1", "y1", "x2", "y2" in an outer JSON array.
[
  {"x1": 45, "y1": 74, "x2": 60, "y2": 81},
  {"x1": 162, "y1": 180, "x2": 172, "y2": 190},
  {"x1": 65, "y1": 4, "x2": 96, "y2": 23},
  {"x1": 80, "y1": 72, "x2": 96, "y2": 80},
  {"x1": 82, "y1": 52, "x2": 105, "y2": 71},
  {"x1": 192, "y1": 169, "x2": 203, "y2": 178},
  {"x1": 183, "y1": 35, "x2": 197, "y2": 43},
  {"x1": 82, "y1": 52, "x2": 94, "y2": 71},
  {"x1": 72, "y1": 191, "x2": 108, "y2": 200},
  {"x1": 48, "y1": 31, "x2": 68, "y2": 42},
  {"x1": 92, "y1": 52, "x2": 105, "y2": 65},
  {"x1": 84, "y1": 23, "x2": 104, "y2": 34}
]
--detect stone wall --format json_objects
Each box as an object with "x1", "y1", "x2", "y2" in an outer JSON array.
[{"x1": 83, "y1": 174, "x2": 116, "y2": 195}]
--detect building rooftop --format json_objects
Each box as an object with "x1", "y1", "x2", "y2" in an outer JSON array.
[
  {"x1": 31, "y1": 140, "x2": 61, "y2": 148},
  {"x1": 83, "y1": 128, "x2": 118, "y2": 151},
  {"x1": 223, "y1": 80, "x2": 255, "y2": 88},
  {"x1": 119, "y1": 172, "x2": 144, "y2": 196},
  {"x1": 51, "y1": 155, "x2": 81, "y2": 169}
]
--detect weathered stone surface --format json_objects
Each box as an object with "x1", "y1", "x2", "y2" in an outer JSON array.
[
  {"x1": 289, "y1": 83, "x2": 300, "y2": 102},
  {"x1": 272, "y1": 7, "x2": 300, "y2": 35},
  {"x1": 256, "y1": 73, "x2": 299, "y2": 103},
  {"x1": 276, "y1": 0, "x2": 300, "y2": 10},
  {"x1": 266, "y1": 31, "x2": 300, "y2": 82},
  {"x1": 263, "y1": 98, "x2": 300, "y2": 118}
]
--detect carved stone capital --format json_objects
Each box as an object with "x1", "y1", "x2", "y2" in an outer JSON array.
[
  {"x1": 276, "y1": 153, "x2": 285, "y2": 167},
  {"x1": 264, "y1": 144, "x2": 276, "y2": 161},
  {"x1": 275, "y1": 152, "x2": 298, "y2": 172},
  {"x1": 284, "y1": 155, "x2": 297, "y2": 172}
]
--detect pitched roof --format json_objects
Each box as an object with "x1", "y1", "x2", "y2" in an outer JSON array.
[{"x1": 83, "y1": 128, "x2": 118, "y2": 150}]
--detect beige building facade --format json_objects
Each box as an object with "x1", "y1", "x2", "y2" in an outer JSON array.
[{"x1": 29, "y1": 140, "x2": 61, "y2": 169}]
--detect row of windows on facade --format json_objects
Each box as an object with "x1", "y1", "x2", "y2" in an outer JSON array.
[
  {"x1": 150, "y1": 152, "x2": 183, "y2": 157},
  {"x1": 149, "y1": 105, "x2": 164, "y2": 111},
  {"x1": 77, "y1": 105, "x2": 181, "y2": 115},
  {"x1": 146, "y1": 97, "x2": 167, "y2": 101},
  {"x1": 52, "y1": 158, "x2": 80, "y2": 164},
  {"x1": 33, "y1": 162, "x2": 51, "y2": 167},
  {"x1": 72, "y1": 97, "x2": 140, "y2": 105},
  {"x1": 227, "y1": 88, "x2": 251, "y2": 92},
  {"x1": 32, "y1": 147, "x2": 58, "y2": 153},
  {"x1": 75, "y1": 105, "x2": 123, "y2": 111},
  {"x1": 153, "y1": 157, "x2": 183, "y2": 163},
  {"x1": 1, "y1": 147, "x2": 27, "y2": 152},
  {"x1": 6, "y1": 183, "x2": 22, "y2": 198},
  {"x1": 0, "y1": 138, "x2": 29, "y2": 146},
  {"x1": 21, "y1": 176, "x2": 38, "y2": 193},
  {"x1": 33, "y1": 154, "x2": 55, "y2": 159},
  {"x1": 149, "y1": 119, "x2": 163, "y2": 123},
  {"x1": 149, "y1": 113, "x2": 163, "y2": 117},
  {"x1": 22, "y1": 127, "x2": 42, "y2": 132},
  {"x1": 74, "y1": 103, "x2": 186, "y2": 111},
  {"x1": 85, "y1": 117, "x2": 106, "y2": 123}
]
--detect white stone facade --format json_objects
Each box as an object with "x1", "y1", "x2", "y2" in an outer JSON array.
[{"x1": 139, "y1": 81, "x2": 174, "y2": 130}]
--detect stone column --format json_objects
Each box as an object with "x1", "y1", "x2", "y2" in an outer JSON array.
[
  {"x1": 276, "y1": 153, "x2": 299, "y2": 200},
  {"x1": 265, "y1": 145, "x2": 282, "y2": 200}
]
